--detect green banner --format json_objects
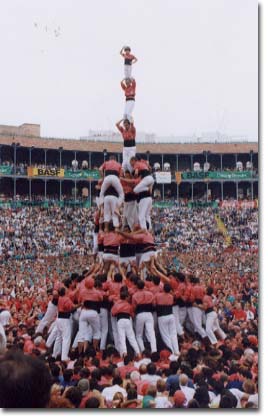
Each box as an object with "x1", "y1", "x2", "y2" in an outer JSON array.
[
  {"x1": 181, "y1": 171, "x2": 254, "y2": 180},
  {"x1": 153, "y1": 201, "x2": 174, "y2": 208},
  {"x1": 188, "y1": 201, "x2": 218, "y2": 208},
  {"x1": 64, "y1": 169, "x2": 101, "y2": 180},
  {"x1": 0, "y1": 200, "x2": 92, "y2": 208},
  {"x1": 0, "y1": 166, "x2": 13, "y2": 175}
]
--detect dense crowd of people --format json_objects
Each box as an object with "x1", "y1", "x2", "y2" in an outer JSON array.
[{"x1": 0, "y1": 203, "x2": 258, "y2": 409}]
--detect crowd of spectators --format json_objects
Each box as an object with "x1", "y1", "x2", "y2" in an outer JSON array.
[{"x1": 0, "y1": 204, "x2": 258, "y2": 408}]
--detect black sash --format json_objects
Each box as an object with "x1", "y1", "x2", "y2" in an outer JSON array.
[
  {"x1": 125, "y1": 192, "x2": 137, "y2": 202},
  {"x1": 205, "y1": 307, "x2": 214, "y2": 314},
  {"x1": 135, "y1": 243, "x2": 155, "y2": 254},
  {"x1": 58, "y1": 312, "x2": 71, "y2": 319},
  {"x1": 116, "y1": 313, "x2": 131, "y2": 321},
  {"x1": 156, "y1": 305, "x2": 173, "y2": 317},
  {"x1": 176, "y1": 298, "x2": 186, "y2": 307},
  {"x1": 83, "y1": 300, "x2": 100, "y2": 313},
  {"x1": 136, "y1": 304, "x2": 153, "y2": 314},
  {"x1": 104, "y1": 245, "x2": 119, "y2": 255},
  {"x1": 105, "y1": 170, "x2": 119, "y2": 177},
  {"x1": 120, "y1": 243, "x2": 136, "y2": 257},
  {"x1": 124, "y1": 139, "x2": 135, "y2": 147},
  {"x1": 137, "y1": 191, "x2": 151, "y2": 202},
  {"x1": 138, "y1": 169, "x2": 150, "y2": 178},
  {"x1": 104, "y1": 186, "x2": 119, "y2": 198}
]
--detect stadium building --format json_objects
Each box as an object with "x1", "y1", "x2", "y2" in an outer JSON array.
[{"x1": 0, "y1": 123, "x2": 258, "y2": 206}]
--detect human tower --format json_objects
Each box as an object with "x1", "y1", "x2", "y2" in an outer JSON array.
[{"x1": 95, "y1": 46, "x2": 155, "y2": 251}]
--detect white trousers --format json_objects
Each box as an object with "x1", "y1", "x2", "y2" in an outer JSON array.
[
  {"x1": 134, "y1": 175, "x2": 154, "y2": 194},
  {"x1": 139, "y1": 251, "x2": 155, "y2": 266},
  {"x1": 117, "y1": 318, "x2": 140, "y2": 356},
  {"x1": 124, "y1": 64, "x2": 132, "y2": 78},
  {"x1": 123, "y1": 200, "x2": 138, "y2": 230},
  {"x1": 137, "y1": 197, "x2": 152, "y2": 230},
  {"x1": 46, "y1": 321, "x2": 57, "y2": 348},
  {"x1": 179, "y1": 307, "x2": 187, "y2": 326},
  {"x1": 72, "y1": 324, "x2": 93, "y2": 347},
  {"x1": 206, "y1": 311, "x2": 227, "y2": 344},
  {"x1": 100, "y1": 308, "x2": 109, "y2": 350},
  {"x1": 103, "y1": 195, "x2": 120, "y2": 227},
  {"x1": 93, "y1": 232, "x2": 98, "y2": 254},
  {"x1": 134, "y1": 176, "x2": 154, "y2": 229},
  {"x1": 0, "y1": 323, "x2": 6, "y2": 354},
  {"x1": 52, "y1": 318, "x2": 72, "y2": 361},
  {"x1": 36, "y1": 302, "x2": 58, "y2": 334},
  {"x1": 192, "y1": 307, "x2": 207, "y2": 338},
  {"x1": 100, "y1": 175, "x2": 124, "y2": 206},
  {"x1": 103, "y1": 253, "x2": 119, "y2": 263},
  {"x1": 172, "y1": 306, "x2": 185, "y2": 336},
  {"x1": 122, "y1": 146, "x2": 136, "y2": 173},
  {"x1": 124, "y1": 100, "x2": 135, "y2": 121},
  {"x1": 158, "y1": 314, "x2": 179, "y2": 355},
  {"x1": 135, "y1": 312, "x2": 157, "y2": 353},
  {"x1": 111, "y1": 315, "x2": 120, "y2": 352},
  {"x1": 79, "y1": 309, "x2": 101, "y2": 340}
]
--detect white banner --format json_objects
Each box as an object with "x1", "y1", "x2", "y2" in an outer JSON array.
[{"x1": 155, "y1": 171, "x2": 171, "y2": 184}]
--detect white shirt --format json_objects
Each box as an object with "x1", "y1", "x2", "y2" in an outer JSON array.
[
  {"x1": 134, "y1": 358, "x2": 151, "y2": 368},
  {"x1": 248, "y1": 393, "x2": 258, "y2": 407},
  {"x1": 101, "y1": 385, "x2": 127, "y2": 402},
  {"x1": 141, "y1": 374, "x2": 161, "y2": 385},
  {"x1": 155, "y1": 395, "x2": 172, "y2": 408},
  {"x1": 180, "y1": 385, "x2": 195, "y2": 405},
  {"x1": 229, "y1": 388, "x2": 246, "y2": 408}
]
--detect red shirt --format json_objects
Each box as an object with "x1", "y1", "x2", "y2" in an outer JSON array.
[
  {"x1": 123, "y1": 52, "x2": 136, "y2": 64},
  {"x1": 184, "y1": 283, "x2": 194, "y2": 303},
  {"x1": 111, "y1": 300, "x2": 134, "y2": 317},
  {"x1": 78, "y1": 287, "x2": 103, "y2": 303},
  {"x1": 132, "y1": 290, "x2": 154, "y2": 310},
  {"x1": 100, "y1": 160, "x2": 122, "y2": 174},
  {"x1": 132, "y1": 231, "x2": 154, "y2": 245},
  {"x1": 121, "y1": 79, "x2": 136, "y2": 99},
  {"x1": 191, "y1": 284, "x2": 206, "y2": 302},
  {"x1": 58, "y1": 295, "x2": 75, "y2": 313},
  {"x1": 133, "y1": 160, "x2": 149, "y2": 172},
  {"x1": 98, "y1": 230, "x2": 104, "y2": 245},
  {"x1": 121, "y1": 178, "x2": 139, "y2": 194},
  {"x1": 118, "y1": 364, "x2": 138, "y2": 379},
  {"x1": 118, "y1": 125, "x2": 136, "y2": 141},
  {"x1": 232, "y1": 309, "x2": 247, "y2": 321},
  {"x1": 203, "y1": 295, "x2": 214, "y2": 309},
  {"x1": 147, "y1": 282, "x2": 164, "y2": 295},
  {"x1": 103, "y1": 231, "x2": 121, "y2": 247},
  {"x1": 174, "y1": 282, "x2": 187, "y2": 301},
  {"x1": 106, "y1": 281, "x2": 123, "y2": 302},
  {"x1": 155, "y1": 292, "x2": 174, "y2": 306}
]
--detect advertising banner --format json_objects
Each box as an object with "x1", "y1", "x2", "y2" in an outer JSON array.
[{"x1": 155, "y1": 171, "x2": 171, "y2": 184}]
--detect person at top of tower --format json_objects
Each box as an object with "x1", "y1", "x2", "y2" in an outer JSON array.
[{"x1": 120, "y1": 46, "x2": 138, "y2": 78}]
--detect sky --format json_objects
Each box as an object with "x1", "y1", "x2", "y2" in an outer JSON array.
[{"x1": 0, "y1": 0, "x2": 258, "y2": 140}]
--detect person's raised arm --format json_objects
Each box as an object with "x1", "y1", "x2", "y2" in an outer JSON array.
[
  {"x1": 121, "y1": 79, "x2": 126, "y2": 90},
  {"x1": 151, "y1": 259, "x2": 170, "y2": 284},
  {"x1": 116, "y1": 119, "x2": 124, "y2": 132},
  {"x1": 107, "y1": 263, "x2": 115, "y2": 282},
  {"x1": 118, "y1": 262, "x2": 127, "y2": 281},
  {"x1": 120, "y1": 47, "x2": 125, "y2": 57}
]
